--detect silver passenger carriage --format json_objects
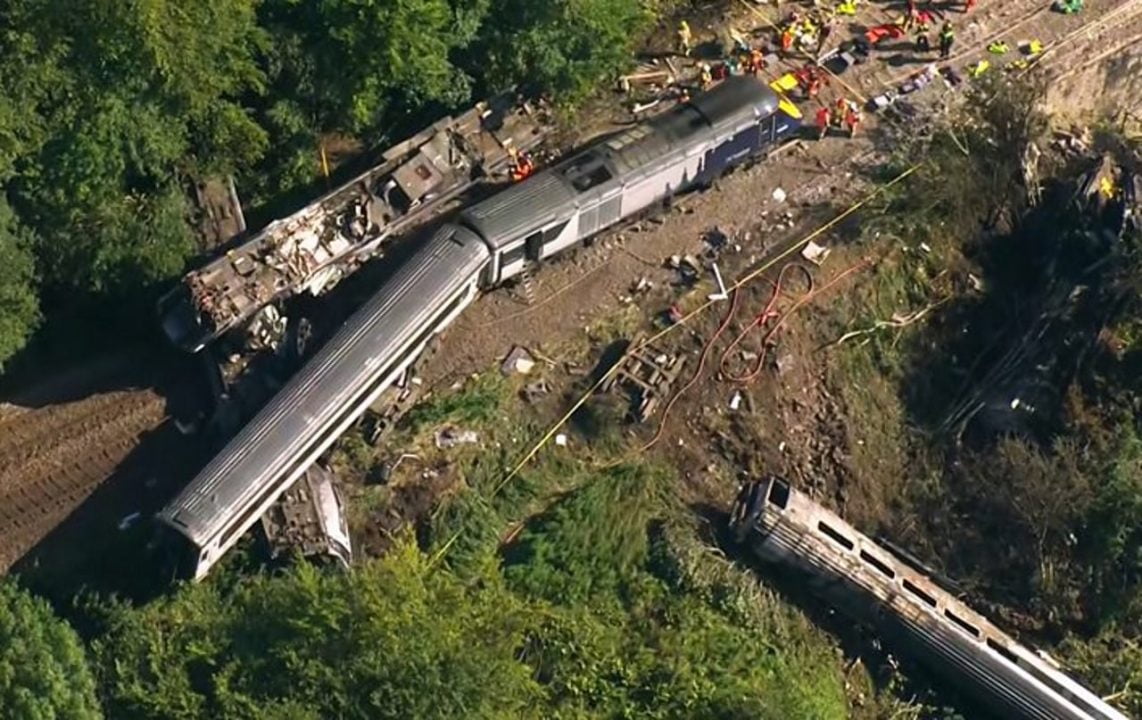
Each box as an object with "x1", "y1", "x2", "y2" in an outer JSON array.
[
  {"x1": 158, "y1": 226, "x2": 489, "y2": 579},
  {"x1": 731, "y1": 476, "x2": 1127, "y2": 720}
]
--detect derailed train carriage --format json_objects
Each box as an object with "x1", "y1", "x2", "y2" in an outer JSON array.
[
  {"x1": 158, "y1": 76, "x2": 802, "y2": 580},
  {"x1": 730, "y1": 476, "x2": 1128, "y2": 720}
]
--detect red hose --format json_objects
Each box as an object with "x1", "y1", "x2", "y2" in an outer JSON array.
[{"x1": 639, "y1": 257, "x2": 872, "y2": 454}]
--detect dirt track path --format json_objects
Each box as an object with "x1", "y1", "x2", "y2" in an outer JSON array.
[{"x1": 0, "y1": 388, "x2": 168, "y2": 571}]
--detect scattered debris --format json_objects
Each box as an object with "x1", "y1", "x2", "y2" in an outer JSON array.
[
  {"x1": 245, "y1": 305, "x2": 288, "y2": 353},
  {"x1": 261, "y1": 464, "x2": 353, "y2": 569},
  {"x1": 729, "y1": 391, "x2": 743, "y2": 411},
  {"x1": 601, "y1": 336, "x2": 686, "y2": 422},
  {"x1": 160, "y1": 91, "x2": 552, "y2": 352},
  {"x1": 631, "y1": 276, "x2": 654, "y2": 295},
  {"x1": 117, "y1": 512, "x2": 142, "y2": 531},
  {"x1": 772, "y1": 187, "x2": 788, "y2": 203},
  {"x1": 434, "y1": 426, "x2": 480, "y2": 449},
  {"x1": 703, "y1": 226, "x2": 730, "y2": 251},
  {"x1": 708, "y1": 262, "x2": 730, "y2": 301},
  {"x1": 521, "y1": 379, "x2": 552, "y2": 403},
  {"x1": 375, "y1": 453, "x2": 421, "y2": 485},
  {"x1": 801, "y1": 240, "x2": 831, "y2": 266},
  {"x1": 500, "y1": 346, "x2": 537, "y2": 375},
  {"x1": 666, "y1": 254, "x2": 701, "y2": 286}
]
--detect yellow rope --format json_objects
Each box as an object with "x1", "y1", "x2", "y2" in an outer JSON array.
[{"x1": 428, "y1": 163, "x2": 920, "y2": 567}]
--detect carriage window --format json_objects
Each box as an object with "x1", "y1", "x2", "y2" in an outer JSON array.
[
  {"x1": 903, "y1": 579, "x2": 937, "y2": 607},
  {"x1": 945, "y1": 609, "x2": 980, "y2": 637},
  {"x1": 542, "y1": 220, "x2": 570, "y2": 244},
  {"x1": 501, "y1": 242, "x2": 526, "y2": 266},
  {"x1": 817, "y1": 521, "x2": 854, "y2": 551},
  {"x1": 986, "y1": 637, "x2": 1018, "y2": 663},
  {"x1": 860, "y1": 549, "x2": 895, "y2": 579},
  {"x1": 766, "y1": 478, "x2": 790, "y2": 509}
]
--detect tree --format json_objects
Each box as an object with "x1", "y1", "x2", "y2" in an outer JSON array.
[
  {"x1": 6, "y1": 0, "x2": 267, "y2": 303},
  {"x1": 94, "y1": 545, "x2": 542, "y2": 719},
  {"x1": 259, "y1": 0, "x2": 484, "y2": 135},
  {"x1": 475, "y1": 0, "x2": 652, "y2": 101},
  {"x1": 0, "y1": 199, "x2": 40, "y2": 369},
  {"x1": 0, "y1": 579, "x2": 101, "y2": 720}
]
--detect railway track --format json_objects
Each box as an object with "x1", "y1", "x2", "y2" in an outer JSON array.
[{"x1": 0, "y1": 390, "x2": 167, "y2": 571}]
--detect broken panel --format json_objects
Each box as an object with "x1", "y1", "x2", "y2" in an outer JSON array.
[{"x1": 161, "y1": 92, "x2": 552, "y2": 352}]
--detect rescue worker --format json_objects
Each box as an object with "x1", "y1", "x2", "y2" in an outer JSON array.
[
  {"x1": 844, "y1": 104, "x2": 861, "y2": 137},
  {"x1": 807, "y1": 71, "x2": 826, "y2": 99},
  {"x1": 748, "y1": 48, "x2": 766, "y2": 74},
  {"x1": 509, "y1": 149, "x2": 534, "y2": 182},
  {"x1": 678, "y1": 20, "x2": 693, "y2": 56},
  {"x1": 699, "y1": 62, "x2": 713, "y2": 89},
  {"x1": 939, "y1": 21, "x2": 955, "y2": 59},
  {"x1": 781, "y1": 27, "x2": 795, "y2": 55},
  {"x1": 834, "y1": 97, "x2": 849, "y2": 127},
  {"x1": 815, "y1": 106, "x2": 831, "y2": 140},
  {"x1": 915, "y1": 28, "x2": 931, "y2": 53}
]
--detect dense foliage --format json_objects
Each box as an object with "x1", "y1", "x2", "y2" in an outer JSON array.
[
  {"x1": 824, "y1": 77, "x2": 1142, "y2": 715},
  {"x1": 0, "y1": 579, "x2": 101, "y2": 720},
  {"x1": 85, "y1": 464, "x2": 848, "y2": 720},
  {"x1": 0, "y1": 0, "x2": 667, "y2": 369}
]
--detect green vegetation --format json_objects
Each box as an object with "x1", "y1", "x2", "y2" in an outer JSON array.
[
  {"x1": 0, "y1": 371, "x2": 854, "y2": 719},
  {"x1": 817, "y1": 77, "x2": 1142, "y2": 714},
  {"x1": 0, "y1": 200, "x2": 40, "y2": 371},
  {"x1": 0, "y1": 579, "x2": 101, "y2": 720},
  {"x1": 83, "y1": 421, "x2": 849, "y2": 718},
  {"x1": 0, "y1": 0, "x2": 671, "y2": 370}
]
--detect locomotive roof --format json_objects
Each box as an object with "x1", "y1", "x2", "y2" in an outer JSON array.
[
  {"x1": 462, "y1": 76, "x2": 780, "y2": 247},
  {"x1": 690, "y1": 75, "x2": 780, "y2": 128}
]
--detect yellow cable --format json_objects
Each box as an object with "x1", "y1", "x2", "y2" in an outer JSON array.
[{"x1": 428, "y1": 163, "x2": 920, "y2": 567}]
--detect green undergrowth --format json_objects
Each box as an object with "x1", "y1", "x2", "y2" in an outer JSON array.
[
  {"x1": 803, "y1": 80, "x2": 1142, "y2": 715},
  {"x1": 85, "y1": 401, "x2": 854, "y2": 719}
]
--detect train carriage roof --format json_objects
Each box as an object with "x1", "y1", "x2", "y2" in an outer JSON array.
[
  {"x1": 160, "y1": 225, "x2": 490, "y2": 544},
  {"x1": 460, "y1": 171, "x2": 577, "y2": 250}
]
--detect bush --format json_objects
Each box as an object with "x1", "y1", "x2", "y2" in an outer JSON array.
[
  {"x1": 0, "y1": 579, "x2": 102, "y2": 720},
  {"x1": 93, "y1": 546, "x2": 542, "y2": 720}
]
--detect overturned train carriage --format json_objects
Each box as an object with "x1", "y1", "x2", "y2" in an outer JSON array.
[
  {"x1": 159, "y1": 76, "x2": 799, "y2": 581},
  {"x1": 730, "y1": 476, "x2": 1127, "y2": 720}
]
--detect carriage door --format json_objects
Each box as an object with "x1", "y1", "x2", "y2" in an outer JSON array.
[{"x1": 525, "y1": 230, "x2": 543, "y2": 263}]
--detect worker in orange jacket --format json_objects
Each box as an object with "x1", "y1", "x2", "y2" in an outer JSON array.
[{"x1": 815, "y1": 106, "x2": 831, "y2": 140}]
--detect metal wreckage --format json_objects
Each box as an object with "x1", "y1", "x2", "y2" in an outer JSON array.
[
  {"x1": 165, "y1": 92, "x2": 553, "y2": 569},
  {"x1": 161, "y1": 92, "x2": 551, "y2": 353}
]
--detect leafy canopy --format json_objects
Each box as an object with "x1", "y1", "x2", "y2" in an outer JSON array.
[{"x1": 0, "y1": 579, "x2": 102, "y2": 720}]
